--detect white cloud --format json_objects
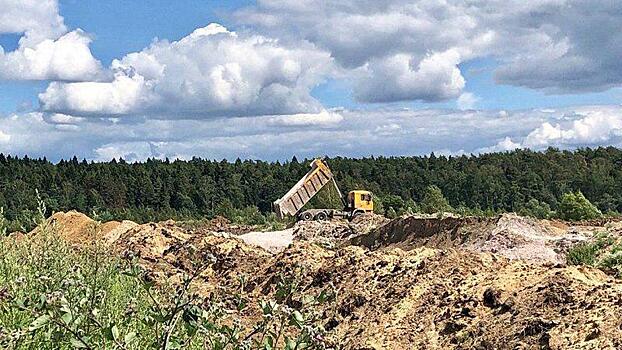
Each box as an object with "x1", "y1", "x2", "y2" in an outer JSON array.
[
  {"x1": 6, "y1": 105, "x2": 620, "y2": 162},
  {"x1": 0, "y1": 130, "x2": 10, "y2": 143},
  {"x1": 477, "y1": 137, "x2": 522, "y2": 154},
  {"x1": 0, "y1": 0, "x2": 101, "y2": 81},
  {"x1": 0, "y1": 0, "x2": 66, "y2": 46},
  {"x1": 523, "y1": 109, "x2": 622, "y2": 149},
  {"x1": 457, "y1": 92, "x2": 480, "y2": 110},
  {"x1": 39, "y1": 23, "x2": 332, "y2": 118},
  {"x1": 266, "y1": 110, "x2": 343, "y2": 127},
  {"x1": 237, "y1": 0, "x2": 622, "y2": 100},
  {"x1": 0, "y1": 30, "x2": 102, "y2": 81},
  {"x1": 355, "y1": 50, "x2": 465, "y2": 103}
]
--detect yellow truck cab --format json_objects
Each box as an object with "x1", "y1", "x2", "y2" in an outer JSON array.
[{"x1": 348, "y1": 190, "x2": 374, "y2": 214}]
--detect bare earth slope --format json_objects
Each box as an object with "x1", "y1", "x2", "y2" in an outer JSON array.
[{"x1": 26, "y1": 211, "x2": 622, "y2": 349}]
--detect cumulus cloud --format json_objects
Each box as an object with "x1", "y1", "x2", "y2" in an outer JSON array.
[
  {"x1": 39, "y1": 23, "x2": 332, "y2": 118},
  {"x1": 5, "y1": 105, "x2": 620, "y2": 162},
  {"x1": 0, "y1": 30, "x2": 102, "y2": 81},
  {"x1": 355, "y1": 50, "x2": 465, "y2": 103},
  {"x1": 477, "y1": 137, "x2": 522, "y2": 154},
  {"x1": 522, "y1": 108, "x2": 622, "y2": 149},
  {"x1": 0, "y1": 0, "x2": 66, "y2": 46},
  {"x1": 237, "y1": 0, "x2": 622, "y2": 100},
  {"x1": 0, "y1": 0, "x2": 101, "y2": 81}
]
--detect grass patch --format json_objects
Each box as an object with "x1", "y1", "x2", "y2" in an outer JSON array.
[{"x1": 567, "y1": 232, "x2": 622, "y2": 278}]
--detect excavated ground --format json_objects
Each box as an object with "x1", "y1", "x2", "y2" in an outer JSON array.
[
  {"x1": 16, "y1": 211, "x2": 622, "y2": 349},
  {"x1": 350, "y1": 213, "x2": 592, "y2": 264}
]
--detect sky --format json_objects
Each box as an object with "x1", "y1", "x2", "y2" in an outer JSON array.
[{"x1": 1, "y1": 0, "x2": 621, "y2": 162}]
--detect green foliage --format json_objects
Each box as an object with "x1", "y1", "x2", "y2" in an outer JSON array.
[
  {"x1": 599, "y1": 251, "x2": 622, "y2": 277},
  {"x1": 567, "y1": 242, "x2": 601, "y2": 266},
  {"x1": 0, "y1": 221, "x2": 150, "y2": 349},
  {"x1": 402, "y1": 199, "x2": 419, "y2": 215},
  {"x1": 381, "y1": 195, "x2": 405, "y2": 214},
  {"x1": 419, "y1": 185, "x2": 453, "y2": 214},
  {"x1": 559, "y1": 191, "x2": 602, "y2": 221},
  {"x1": 1, "y1": 147, "x2": 622, "y2": 226},
  {"x1": 0, "y1": 207, "x2": 7, "y2": 236},
  {"x1": 518, "y1": 199, "x2": 553, "y2": 219},
  {"x1": 0, "y1": 215, "x2": 335, "y2": 349},
  {"x1": 385, "y1": 207, "x2": 398, "y2": 219},
  {"x1": 567, "y1": 232, "x2": 615, "y2": 266}
]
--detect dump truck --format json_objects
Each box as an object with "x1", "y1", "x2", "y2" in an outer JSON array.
[{"x1": 273, "y1": 159, "x2": 373, "y2": 221}]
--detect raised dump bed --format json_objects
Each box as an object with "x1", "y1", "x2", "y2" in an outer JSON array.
[{"x1": 273, "y1": 159, "x2": 336, "y2": 219}]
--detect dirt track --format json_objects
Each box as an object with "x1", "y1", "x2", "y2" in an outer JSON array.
[{"x1": 21, "y1": 211, "x2": 622, "y2": 349}]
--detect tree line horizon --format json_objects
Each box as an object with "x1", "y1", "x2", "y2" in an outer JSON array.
[{"x1": 0, "y1": 146, "x2": 620, "y2": 231}]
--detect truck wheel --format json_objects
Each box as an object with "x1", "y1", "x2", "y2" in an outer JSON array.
[
  {"x1": 350, "y1": 210, "x2": 364, "y2": 220},
  {"x1": 315, "y1": 211, "x2": 328, "y2": 221},
  {"x1": 300, "y1": 211, "x2": 313, "y2": 221}
]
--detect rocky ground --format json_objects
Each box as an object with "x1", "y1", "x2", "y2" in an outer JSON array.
[{"x1": 14, "y1": 210, "x2": 622, "y2": 349}]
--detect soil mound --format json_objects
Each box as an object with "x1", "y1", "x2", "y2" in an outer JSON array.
[
  {"x1": 351, "y1": 213, "x2": 588, "y2": 264},
  {"x1": 246, "y1": 243, "x2": 622, "y2": 349},
  {"x1": 292, "y1": 213, "x2": 388, "y2": 246},
  {"x1": 16, "y1": 210, "x2": 622, "y2": 348},
  {"x1": 33, "y1": 211, "x2": 98, "y2": 243},
  {"x1": 111, "y1": 220, "x2": 271, "y2": 292}
]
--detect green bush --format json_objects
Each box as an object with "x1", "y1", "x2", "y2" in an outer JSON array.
[
  {"x1": 420, "y1": 185, "x2": 453, "y2": 214},
  {"x1": 558, "y1": 191, "x2": 602, "y2": 221},
  {"x1": 518, "y1": 199, "x2": 553, "y2": 219},
  {"x1": 0, "y1": 211, "x2": 334, "y2": 349},
  {"x1": 0, "y1": 207, "x2": 7, "y2": 236},
  {"x1": 599, "y1": 251, "x2": 622, "y2": 277},
  {"x1": 382, "y1": 195, "x2": 405, "y2": 215},
  {"x1": 567, "y1": 236, "x2": 622, "y2": 278},
  {"x1": 567, "y1": 242, "x2": 601, "y2": 266},
  {"x1": 385, "y1": 207, "x2": 398, "y2": 219}
]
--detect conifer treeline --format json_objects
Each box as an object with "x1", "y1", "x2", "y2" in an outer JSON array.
[{"x1": 1, "y1": 147, "x2": 621, "y2": 229}]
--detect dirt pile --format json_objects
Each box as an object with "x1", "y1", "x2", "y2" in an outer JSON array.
[
  {"x1": 292, "y1": 213, "x2": 388, "y2": 246},
  {"x1": 107, "y1": 220, "x2": 271, "y2": 291},
  {"x1": 18, "y1": 211, "x2": 622, "y2": 348},
  {"x1": 351, "y1": 213, "x2": 589, "y2": 264},
  {"x1": 245, "y1": 243, "x2": 622, "y2": 349}
]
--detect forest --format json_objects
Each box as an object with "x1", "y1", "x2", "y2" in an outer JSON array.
[{"x1": 1, "y1": 147, "x2": 621, "y2": 231}]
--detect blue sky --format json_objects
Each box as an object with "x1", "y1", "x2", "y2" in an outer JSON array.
[{"x1": 0, "y1": 0, "x2": 621, "y2": 161}]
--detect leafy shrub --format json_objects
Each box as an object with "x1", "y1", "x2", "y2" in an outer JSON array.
[
  {"x1": 558, "y1": 192, "x2": 602, "y2": 221},
  {"x1": 567, "y1": 233, "x2": 614, "y2": 267},
  {"x1": 385, "y1": 207, "x2": 398, "y2": 219},
  {"x1": 518, "y1": 199, "x2": 553, "y2": 219},
  {"x1": 567, "y1": 242, "x2": 601, "y2": 266},
  {"x1": 0, "y1": 210, "x2": 334, "y2": 349},
  {"x1": 599, "y1": 251, "x2": 622, "y2": 277},
  {"x1": 419, "y1": 185, "x2": 453, "y2": 214},
  {"x1": 0, "y1": 207, "x2": 7, "y2": 236},
  {"x1": 402, "y1": 199, "x2": 419, "y2": 215},
  {"x1": 381, "y1": 195, "x2": 405, "y2": 215}
]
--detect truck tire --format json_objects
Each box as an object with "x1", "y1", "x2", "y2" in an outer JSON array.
[
  {"x1": 315, "y1": 211, "x2": 328, "y2": 221},
  {"x1": 300, "y1": 211, "x2": 313, "y2": 221},
  {"x1": 350, "y1": 210, "x2": 364, "y2": 220}
]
